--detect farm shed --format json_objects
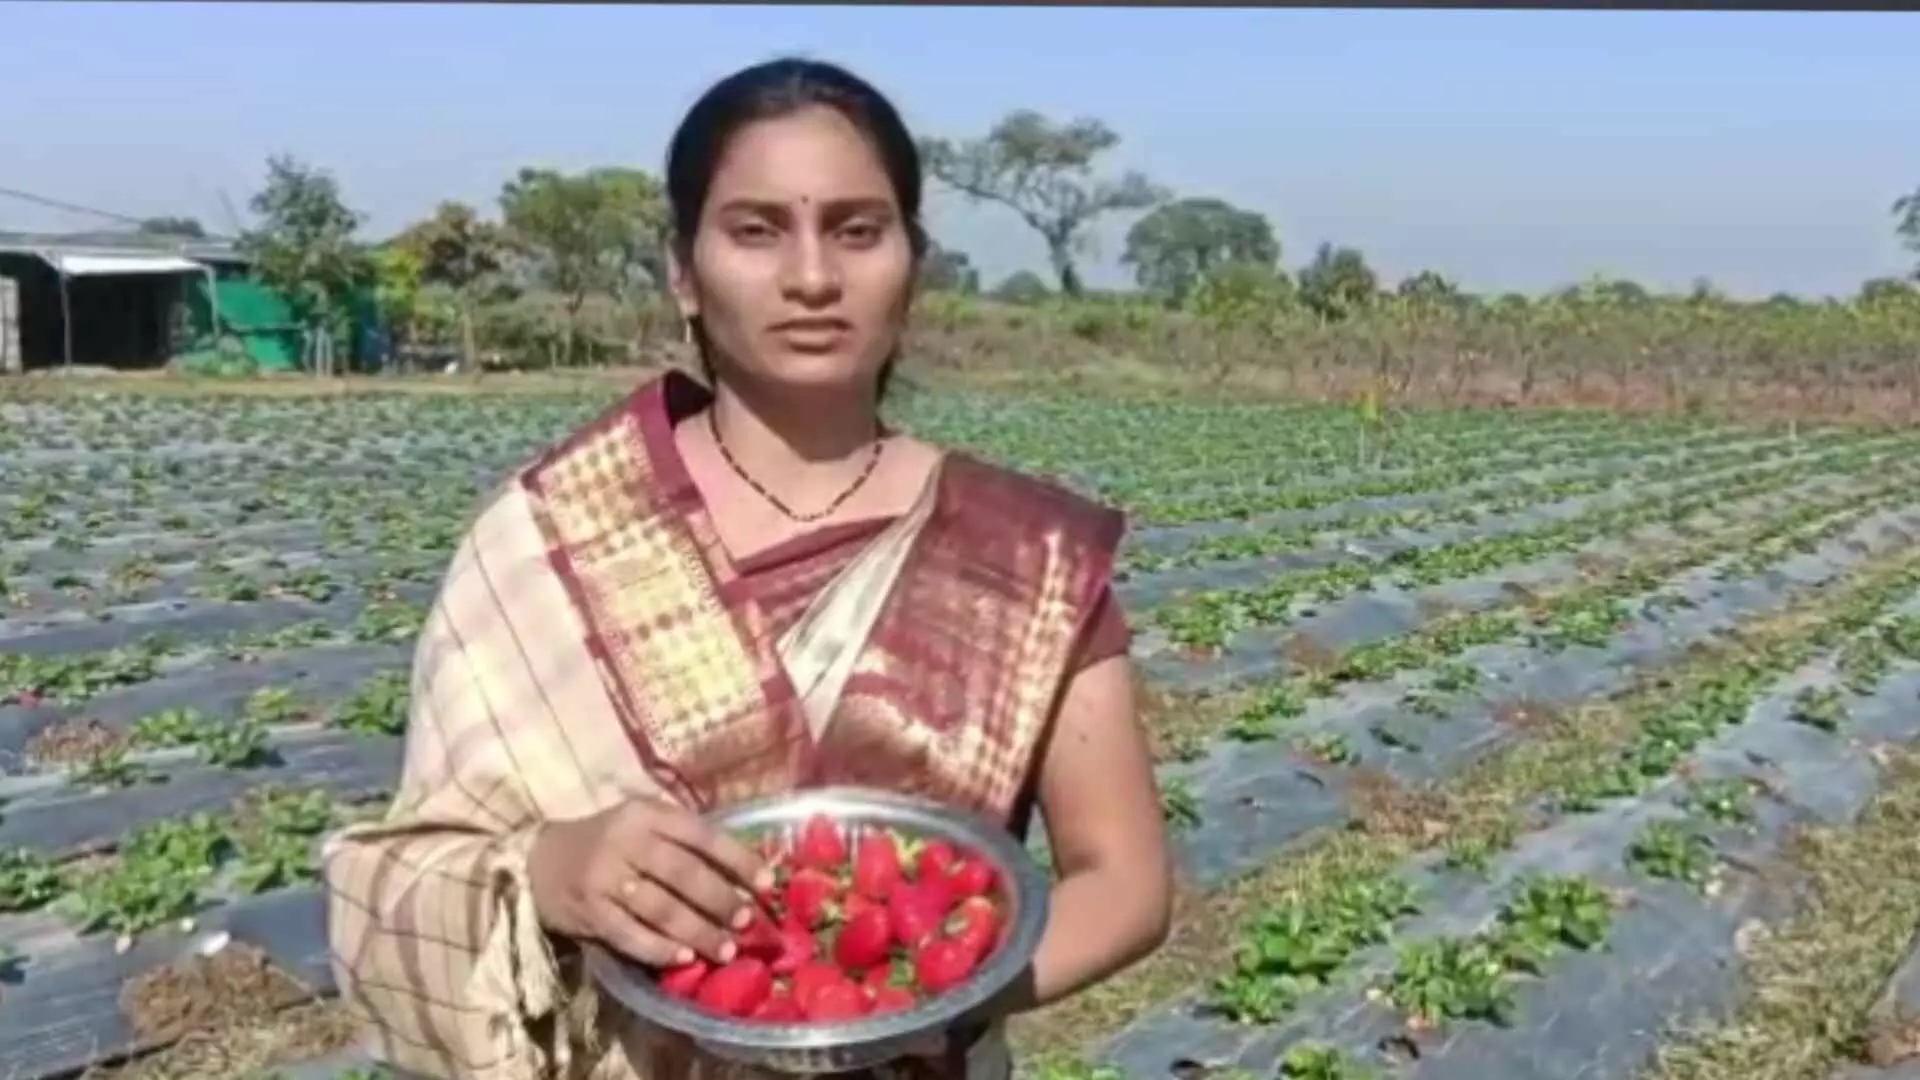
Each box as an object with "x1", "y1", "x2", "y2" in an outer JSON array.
[
  {"x1": 0, "y1": 231, "x2": 254, "y2": 371},
  {"x1": 180, "y1": 276, "x2": 308, "y2": 372}
]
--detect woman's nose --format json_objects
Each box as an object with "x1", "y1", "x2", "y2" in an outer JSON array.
[{"x1": 781, "y1": 234, "x2": 843, "y2": 300}]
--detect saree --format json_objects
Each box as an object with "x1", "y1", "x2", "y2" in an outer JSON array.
[{"x1": 322, "y1": 371, "x2": 1127, "y2": 1080}]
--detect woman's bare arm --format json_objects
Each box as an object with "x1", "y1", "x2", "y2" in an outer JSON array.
[{"x1": 1011, "y1": 653, "x2": 1174, "y2": 1010}]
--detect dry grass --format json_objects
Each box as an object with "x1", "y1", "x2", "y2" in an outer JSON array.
[
  {"x1": 81, "y1": 1000, "x2": 360, "y2": 1080},
  {"x1": 7, "y1": 315, "x2": 1916, "y2": 429},
  {"x1": 1642, "y1": 748, "x2": 1920, "y2": 1080}
]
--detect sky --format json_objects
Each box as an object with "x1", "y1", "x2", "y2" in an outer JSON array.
[{"x1": 2, "y1": 4, "x2": 1916, "y2": 299}]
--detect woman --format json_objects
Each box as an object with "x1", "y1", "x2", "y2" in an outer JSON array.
[{"x1": 323, "y1": 56, "x2": 1173, "y2": 1080}]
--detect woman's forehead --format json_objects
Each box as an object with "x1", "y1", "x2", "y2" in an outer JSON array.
[{"x1": 707, "y1": 107, "x2": 894, "y2": 205}]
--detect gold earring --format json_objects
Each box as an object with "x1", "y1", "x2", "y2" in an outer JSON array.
[{"x1": 681, "y1": 318, "x2": 693, "y2": 345}]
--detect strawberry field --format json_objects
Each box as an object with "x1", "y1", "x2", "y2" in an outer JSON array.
[{"x1": 5, "y1": 386, "x2": 1920, "y2": 1080}]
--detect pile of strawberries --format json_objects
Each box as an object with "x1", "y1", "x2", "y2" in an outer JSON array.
[{"x1": 654, "y1": 813, "x2": 1008, "y2": 1023}]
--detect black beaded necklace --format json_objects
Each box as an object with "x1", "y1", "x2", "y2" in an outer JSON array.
[{"x1": 708, "y1": 407, "x2": 886, "y2": 524}]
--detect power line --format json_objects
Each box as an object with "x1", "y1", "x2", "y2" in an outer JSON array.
[{"x1": 0, "y1": 183, "x2": 153, "y2": 227}]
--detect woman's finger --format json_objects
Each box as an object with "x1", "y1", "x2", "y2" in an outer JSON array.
[
  {"x1": 643, "y1": 840, "x2": 755, "y2": 929},
  {"x1": 644, "y1": 805, "x2": 772, "y2": 890},
  {"x1": 616, "y1": 873, "x2": 736, "y2": 963},
  {"x1": 588, "y1": 894, "x2": 687, "y2": 968}
]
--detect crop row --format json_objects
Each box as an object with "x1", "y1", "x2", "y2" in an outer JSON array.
[{"x1": 1, "y1": 391, "x2": 1914, "y2": 1080}]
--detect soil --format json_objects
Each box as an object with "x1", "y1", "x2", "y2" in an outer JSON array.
[
  {"x1": 25, "y1": 718, "x2": 129, "y2": 766},
  {"x1": 120, "y1": 944, "x2": 313, "y2": 1046},
  {"x1": 1493, "y1": 698, "x2": 1565, "y2": 734},
  {"x1": 1865, "y1": 1015, "x2": 1920, "y2": 1067},
  {"x1": 1347, "y1": 768, "x2": 1452, "y2": 843},
  {"x1": 1279, "y1": 631, "x2": 1343, "y2": 676}
]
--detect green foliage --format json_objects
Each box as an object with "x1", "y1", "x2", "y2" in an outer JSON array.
[
  {"x1": 1124, "y1": 196, "x2": 1280, "y2": 303},
  {"x1": 496, "y1": 166, "x2": 668, "y2": 364},
  {"x1": 1297, "y1": 243, "x2": 1380, "y2": 321},
  {"x1": 991, "y1": 270, "x2": 1053, "y2": 306},
  {"x1": 1186, "y1": 262, "x2": 1295, "y2": 331},
  {"x1": 237, "y1": 155, "x2": 372, "y2": 338}
]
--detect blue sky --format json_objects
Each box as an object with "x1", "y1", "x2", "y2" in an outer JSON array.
[{"x1": 3, "y1": 4, "x2": 1916, "y2": 298}]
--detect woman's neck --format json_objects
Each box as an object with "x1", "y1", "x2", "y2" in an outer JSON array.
[{"x1": 706, "y1": 378, "x2": 881, "y2": 486}]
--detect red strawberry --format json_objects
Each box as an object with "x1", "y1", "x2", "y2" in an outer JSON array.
[
  {"x1": 888, "y1": 880, "x2": 954, "y2": 948},
  {"x1": 784, "y1": 867, "x2": 841, "y2": 928},
  {"x1": 852, "y1": 831, "x2": 905, "y2": 900},
  {"x1": 804, "y1": 976, "x2": 872, "y2": 1022},
  {"x1": 842, "y1": 891, "x2": 881, "y2": 920},
  {"x1": 735, "y1": 909, "x2": 785, "y2": 961},
  {"x1": 946, "y1": 857, "x2": 996, "y2": 898},
  {"x1": 862, "y1": 957, "x2": 912, "y2": 992},
  {"x1": 869, "y1": 984, "x2": 917, "y2": 1014},
  {"x1": 657, "y1": 959, "x2": 710, "y2": 1000},
  {"x1": 833, "y1": 904, "x2": 895, "y2": 971},
  {"x1": 915, "y1": 839, "x2": 960, "y2": 885},
  {"x1": 694, "y1": 956, "x2": 772, "y2": 1017},
  {"x1": 948, "y1": 896, "x2": 1000, "y2": 957},
  {"x1": 769, "y1": 926, "x2": 819, "y2": 974},
  {"x1": 748, "y1": 986, "x2": 804, "y2": 1023},
  {"x1": 789, "y1": 960, "x2": 846, "y2": 1012},
  {"x1": 862, "y1": 964, "x2": 894, "y2": 991},
  {"x1": 794, "y1": 813, "x2": 848, "y2": 870},
  {"x1": 912, "y1": 938, "x2": 979, "y2": 996}
]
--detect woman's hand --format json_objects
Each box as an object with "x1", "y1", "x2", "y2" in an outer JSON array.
[{"x1": 528, "y1": 797, "x2": 772, "y2": 967}]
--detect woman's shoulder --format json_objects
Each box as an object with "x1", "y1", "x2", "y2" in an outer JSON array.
[{"x1": 934, "y1": 450, "x2": 1126, "y2": 551}]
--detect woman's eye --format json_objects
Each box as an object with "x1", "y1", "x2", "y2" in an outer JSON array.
[
  {"x1": 839, "y1": 222, "x2": 882, "y2": 246},
  {"x1": 732, "y1": 222, "x2": 778, "y2": 244}
]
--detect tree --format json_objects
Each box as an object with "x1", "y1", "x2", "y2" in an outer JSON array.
[
  {"x1": 497, "y1": 166, "x2": 668, "y2": 365},
  {"x1": 1121, "y1": 197, "x2": 1278, "y2": 303},
  {"x1": 1295, "y1": 242, "x2": 1378, "y2": 320},
  {"x1": 139, "y1": 216, "x2": 208, "y2": 239},
  {"x1": 990, "y1": 270, "x2": 1052, "y2": 305},
  {"x1": 1892, "y1": 187, "x2": 1920, "y2": 276},
  {"x1": 587, "y1": 167, "x2": 672, "y2": 303},
  {"x1": 920, "y1": 240, "x2": 981, "y2": 294},
  {"x1": 237, "y1": 155, "x2": 371, "y2": 372},
  {"x1": 1857, "y1": 276, "x2": 1919, "y2": 310},
  {"x1": 368, "y1": 246, "x2": 427, "y2": 365},
  {"x1": 391, "y1": 201, "x2": 509, "y2": 367},
  {"x1": 1395, "y1": 270, "x2": 1463, "y2": 308},
  {"x1": 919, "y1": 110, "x2": 1166, "y2": 297}
]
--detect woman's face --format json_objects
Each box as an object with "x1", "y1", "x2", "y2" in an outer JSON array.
[{"x1": 673, "y1": 104, "x2": 916, "y2": 397}]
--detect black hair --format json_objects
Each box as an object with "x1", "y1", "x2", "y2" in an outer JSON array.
[{"x1": 665, "y1": 57, "x2": 926, "y2": 403}]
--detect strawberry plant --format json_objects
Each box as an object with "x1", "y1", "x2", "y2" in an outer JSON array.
[
  {"x1": 1160, "y1": 777, "x2": 1203, "y2": 829},
  {"x1": 1387, "y1": 935, "x2": 1514, "y2": 1027},
  {"x1": 66, "y1": 813, "x2": 230, "y2": 939},
  {"x1": 1441, "y1": 818, "x2": 1517, "y2": 875},
  {"x1": 1211, "y1": 876, "x2": 1419, "y2": 1023},
  {"x1": 1627, "y1": 821, "x2": 1716, "y2": 888},
  {"x1": 334, "y1": 671, "x2": 409, "y2": 736},
  {"x1": 1280, "y1": 1044, "x2": 1382, "y2": 1080},
  {"x1": 1682, "y1": 777, "x2": 1756, "y2": 824},
  {"x1": 1385, "y1": 874, "x2": 1614, "y2": 1030},
  {"x1": 70, "y1": 744, "x2": 159, "y2": 789},
  {"x1": 1789, "y1": 686, "x2": 1846, "y2": 732},
  {"x1": 0, "y1": 848, "x2": 65, "y2": 911}
]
